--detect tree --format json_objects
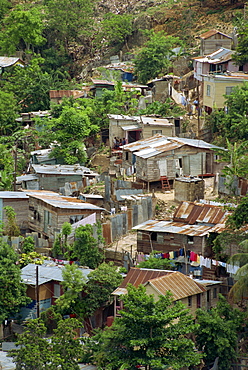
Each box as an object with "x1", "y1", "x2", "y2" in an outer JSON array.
[
  {"x1": 0, "y1": 91, "x2": 18, "y2": 135},
  {"x1": 57, "y1": 262, "x2": 122, "y2": 320},
  {"x1": 11, "y1": 319, "x2": 51, "y2": 370},
  {"x1": 57, "y1": 264, "x2": 86, "y2": 310},
  {"x1": 0, "y1": 5, "x2": 46, "y2": 55},
  {"x1": 137, "y1": 252, "x2": 175, "y2": 270},
  {"x1": 11, "y1": 318, "x2": 82, "y2": 370},
  {"x1": 46, "y1": 0, "x2": 95, "y2": 53},
  {"x1": 227, "y1": 196, "x2": 248, "y2": 230},
  {"x1": 195, "y1": 295, "x2": 244, "y2": 370},
  {"x1": 21, "y1": 236, "x2": 35, "y2": 254},
  {"x1": 73, "y1": 224, "x2": 103, "y2": 268},
  {"x1": 233, "y1": 20, "x2": 248, "y2": 66},
  {"x1": 0, "y1": 241, "x2": 31, "y2": 322},
  {"x1": 0, "y1": 144, "x2": 14, "y2": 190},
  {"x1": 4, "y1": 206, "x2": 20, "y2": 237},
  {"x1": 228, "y1": 239, "x2": 248, "y2": 303},
  {"x1": 50, "y1": 318, "x2": 82, "y2": 370},
  {"x1": 40, "y1": 104, "x2": 98, "y2": 164},
  {"x1": 134, "y1": 30, "x2": 181, "y2": 84},
  {"x1": 208, "y1": 83, "x2": 248, "y2": 142},
  {"x1": 101, "y1": 13, "x2": 133, "y2": 49},
  {"x1": 52, "y1": 222, "x2": 72, "y2": 258},
  {"x1": 138, "y1": 99, "x2": 185, "y2": 117},
  {"x1": 87, "y1": 284, "x2": 201, "y2": 370}
]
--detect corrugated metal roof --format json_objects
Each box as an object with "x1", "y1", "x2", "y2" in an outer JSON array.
[
  {"x1": 108, "y1": 114, "x2": 140, "y2": 121},
  {"x1": 194, "y1": 48, "x2": 233, "y2": 64},
  {"x1": 91, "y1": 79, "x2": 115, "y2": 86},
  {"x1": 121, "y1": 124, "x2": 140, "y2": 131},
  {"x1": 0, "y1": 191, "x2": 29, "y2": 199},
  {"x1": 16, "y1": 174, "x2": 38, "y2": 183},
  {"x1": 173, "y1": 201, "x2": 231, "y2": 225},
  {"x1": 118, "y1": 268, "x2": 174, "y2": 289},
  {"x1": 199, "y1": 29, "x2": 232, "y2": 39},
  {"x1": 21, "y1": 263, "x2": 92, "y2": 286},
  {"x1": 25, "y1": 190, "x2": 105, "y2": 210},
  {"x1": 49, "y1": 90, "x2": 85, "y2": 99},
  {"x1": 123, "y1": 134, "x2": 223, "y2": 158},
  {"x1": 132, "y1": 217, "x2": 228, "y2": 237},
  {"x1": 32, "y1": 164, "x2": 97, "y2": 176},
  {"x1": 141, "y1": 116, "x2": 173, "y2": 126},
  {"x1": 144, "y1": 272, "x2": 206, "y2": 300},
  {"x1": 0, "y1": 57, "x2": 24, "y2": 67}
]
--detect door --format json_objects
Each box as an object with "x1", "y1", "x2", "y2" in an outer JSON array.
[{"x1": 158, "y1": 159, "x2": 167, "y2": 176}]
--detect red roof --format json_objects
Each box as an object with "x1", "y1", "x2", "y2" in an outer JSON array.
[{"x1": 199, "y1": 29, "x2": 232, "y2": 40}]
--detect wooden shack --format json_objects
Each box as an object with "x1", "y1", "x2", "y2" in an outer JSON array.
[
  {"x1": 133, "y1": 201, "x2": 231, "y2": 255},
  {"x1": 122, "y1": 134, "x2": 224, "y2": 184},
  {"x1": 0, "y1": 191, "x2": 29, "y2": 233},
  {"x1": 26, "y1": 190, "x2": 105, "y2": 245},
  {"x1": 199, "y1": 29, "x2": 232, "y2": 56}
]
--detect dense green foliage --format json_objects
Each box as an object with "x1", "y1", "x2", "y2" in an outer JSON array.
[
  {"x1": 11, "y1": 318, "x2": 82, "y2": 370},
  {"x1": 195, "y1": 295, "x2": 245, "y2": 370},
  {"x1": 57, "y1": 262, "x2": 122, "y2": 319},
  {"x1": 227, "y1": 196, "x2": 248, "y2": 230},
  {"x1": 229, "y1": 239, "x2": 248, "y2": 302},
  {"x1": 83, "y1": 284, "x2": 201, "y2": 369},
  {"x1": 0, "y1": 241, "x2": 31, "y2": 322},
  {"x1": 134, "y1": 31, "x2": 181, "y2": 83},
  {"x1": 208, "y1": 83, "x2": 248, "y2": 143}
]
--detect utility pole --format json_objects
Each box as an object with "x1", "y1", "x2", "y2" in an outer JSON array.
[{"x1": 36, "y1": 265, "x2": 40, "y2": 318}]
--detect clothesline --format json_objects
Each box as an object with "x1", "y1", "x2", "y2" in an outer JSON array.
[{"x1": 137, "y1": 249, "x2": 239, "y2": 275}]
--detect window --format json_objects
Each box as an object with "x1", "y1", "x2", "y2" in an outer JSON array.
[
  {"x1": 187, "y1": 236, "x2": 194, "y2": 244},
  {"x1": 226, "y1": 86, "x2": 234, "y2": 95},
  {"x1": 152, "y1": 130, "x2": 162, "y2": 136},
  {"x1": 151, "y1": 232, "x2": 157, "y2": 241},
  {"x1": 207, "y1": 290, "x2": 210, "y2": 303},
  {"x1": 44, "y1": 210, "x2": 52, "y2": 226},
  {"x1": 125, "y1": 151, "x2": 129, "y2": 161},
  {"x1": 207, "y1": 85, "x2": 211, "y2": 96},
  {"x1": 188, "y1": 296, "x2": 192, "y2": 307},
  {"x1": 70, "y1": 215, "x2": 84, "y2": 224},
  {"x1": 53, "y1": 283, "x2": 61, "y2": 298},
  {"x1": 213, "y1": 287, "x2": 217, "y2": 298}
]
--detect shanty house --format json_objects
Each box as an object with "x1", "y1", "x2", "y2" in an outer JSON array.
[
  {"x1": 122, "y1": 134, "x2": 224, "y2": 183},
  {"x1": 112, "y1": 268, "x2": 221, "y2": 317},
  {"x1": 0, "y1": 56, "x2": 24, "y2": 75},
  {"x1": 108, "y1": 115, "x2": 175, "y2": 147},
  {"x1": 0, "y1": 191, "x2": 29, "y2": 233},
  {"x1": 26, "y1": 190, "x2": 104, "y2": 244},
  {"x1": 199, "y1": 29, "x2": 232, "y2": 56},
  {"x1": 132, "y1": 201, "x2": 231, "y2": 255},
  {"x1": 17, "y1": 164, "x2": 99, "y2": 193},
  {"x1": 49, "y1": 90, "x2": 86, "y2": 104},
  {"x1": 193, "y1": 48, "x2": 238, "y2": 82},
  {"x1": 21, "y1": 262, "x2": 92, "y2": 320}
]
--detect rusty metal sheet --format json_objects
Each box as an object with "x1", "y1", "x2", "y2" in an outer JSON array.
[
  {"x1": 119, "y1": 268, "x2": 172, "y2": 289},
  {"x1": 146, "y1": 272, "x2": 206, "y2": 301},
  {"x1": 199, "y1": 29, "x2": 231, "y2": 39}
]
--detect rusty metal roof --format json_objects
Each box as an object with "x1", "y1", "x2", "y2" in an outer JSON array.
[
  {"x1": 118, "y1": 268, "x2": 174, "y2": 289},
  {"x1": 144, "y1": 272, "x2": 206, "y2": 300},
  {"x1": 199, "y1": 29, "x2": 232, "y2": 39},
  {"x1": 91, "y1": 79, "x2": 115, "y2": 86},
  {"x1": 25, "y1": 190, "x2": 105, "y2": 211},
  {"x1": 173, "y1": 201, "x2": 231, "y2": 225},
  {"x1": 132, "y1": 217, "x2": 228, "y2": 236},
  {"x1": 49, "y1": 90, "x2": 85, "y2": 99}
]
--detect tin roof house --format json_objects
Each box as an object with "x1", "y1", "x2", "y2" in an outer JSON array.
[
  {"x1": 108, "y1": 115, "x2": 176, "y2": 148},
  {"x1": 17, "y1": 164, "x2": 99, "y2": 193},
  {"x1": 199, "y1": 29, "x2": 232, "y2": 56},
  {"x1": 0, "y1": 191, "x2": 30, "y2": 233},
  {"x1": 133, "y1": 200, "x2": 231, "y2": 255},
  {"x1": 112, "y1": 268, "x2": 221, "y2": 317},
  {"x1": 122, "y1": 134, "x2": 224, "y2": 183},
  {"x1": 21, "y1": 262, "x2": 92, "y2": 320},
  {"x1": 26, "y1": 190, "x2": 105, "y2": 245}
]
